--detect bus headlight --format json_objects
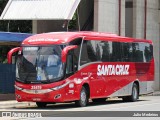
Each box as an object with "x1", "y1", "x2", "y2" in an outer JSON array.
[
  {"x1": 50, "y1": 81, "x2": 70, "y2": 91},
  {"x1": 15, "y1": 85, "x2": 23, "y2": 91}
]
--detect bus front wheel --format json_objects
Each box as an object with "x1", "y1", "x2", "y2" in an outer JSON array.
[{"x1": 75, "y1": 86, "x2": 89, "y2": 107}]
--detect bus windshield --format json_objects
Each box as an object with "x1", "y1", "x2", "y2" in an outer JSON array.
[{"x1": 16, "y1": 45, "x2": 65, "y2": 83}]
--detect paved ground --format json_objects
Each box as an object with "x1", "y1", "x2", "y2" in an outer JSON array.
[
  {"x1": 0, "y1": 92, "x2": 160, "y2": 119},
  {"x1": 0, "y1": 91, "x2": 159, "y2": 110}
]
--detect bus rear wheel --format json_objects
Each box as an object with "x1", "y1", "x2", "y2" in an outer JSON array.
[
  {"x1": 123, "y1": 83, "x2": 139, "y2": 102},
  {"x1": 75, "y1": 86, "x2": 89, "y2": 107},
  {"x1": 36, "y1": 102, "x2": 47, "y2": 108}
]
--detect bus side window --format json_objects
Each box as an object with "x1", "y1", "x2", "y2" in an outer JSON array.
[
  {"x1": 99, "y1": 41, "x2": 111, "y2": 62},
  {"x1": 66, "y1": 51, "x2": 73, "y2": 75},
  {"x1": 111, "y1": 42, "x2": 122, "y2": 62},
  {"x1": 69, "y1": 38, "x2": 82, "y2": 70},
  {"x1": 87, "y1": 41, "x2": 97, "y2": 62},
  {"x1": 122, "y1": 43, "x2": 133, "y2": 62},
  {"x1": 80, "y1": 41, "x2": 89, "y2": 65},
  {"x1": 133, "y1": 43, "x2": 146, "y2": 62},
  {"x1": 144, "y1": 43, "x2": 153, "y2": 62},
  {"x1": 80, "y1": 40, "x2": 97, "y2": 65}
]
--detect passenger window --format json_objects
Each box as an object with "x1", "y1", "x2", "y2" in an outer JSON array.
[
  {"x1": 132, "y1": 43, "x2": 145, "y2": 62},
  {"x1": 69, "y1": 38, "x2": 82, "y2": 70},
  {"x1": 144, "y1": 43, "x2": 153, "y2": 62},
  {"x1": 122, "y1": 43, "x2": 133, "y2": 62},
  {"x1": 99, "y1": 41, "x2": 111, "y2": 62},
  {"x1": 86, "y1": 41, "x2": 97, "y2": 62},
  {"x1": 80, "y1": 41, "x2": 90, "y2": 65},
  {"x1": 111, "y1": 42, "x2": 122, "y2": 62},
  {"x1": 80, "y1": 40, "x2": 97, "y2": 65}
]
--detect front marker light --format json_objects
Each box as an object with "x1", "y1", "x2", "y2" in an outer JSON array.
[
  {"x1": 15, "y1": 85, "x2": 23, "y2": 91},
  {"x1": 50, "y1": 81, "x2": 70, "y2": 91}
]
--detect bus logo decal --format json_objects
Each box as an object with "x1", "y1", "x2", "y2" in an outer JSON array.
[{"x1": 97, "y1": 65, "x2": 130, "y2": 76}]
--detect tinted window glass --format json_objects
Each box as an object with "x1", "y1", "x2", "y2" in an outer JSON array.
[
  {"x1": 122, "y1": 43, "x2": 133, "y2": 62},
  {"x1": 98, "y1": 41, "x2": 111, "y2": 62},
  {"x1": 80, "y1": 40, "x2": 98, "y2": 65},
  {"x1": 111, "y1": 42, "x2": 122, "y2": 62},
  {"x1": 80, "y1": 40, "x2": 153, "y2": 64},
  {"x1": 132, "y1": 43, "x2": 145, "y2": 62},
  {"x1": 66, "y1": 53, "x2": 73, "y2": 74},
  {"x1": 95, "y1": 41, "x2": 101, "y2": 61},
  {"x1": 144, "y1": 43, "x2": 153, "y2": 62},
  {"x1": 87, "y1": 41, "x2": 97, "y2": 62},
  {"x1": 69, "y1": 38, "x2": 82, "y2": 70}
]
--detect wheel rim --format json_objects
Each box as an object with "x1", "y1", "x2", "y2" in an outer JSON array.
[
  {"x1": 81, "y1": 89, "x2": 86, "y2": 105},
  {"x1": 133, "y1": 86, "x2": 138, "y2": 100}
]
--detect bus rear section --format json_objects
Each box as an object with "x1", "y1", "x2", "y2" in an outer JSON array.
[{"x1": 7, "y1": 32, "x2": 154, "y2": 107}]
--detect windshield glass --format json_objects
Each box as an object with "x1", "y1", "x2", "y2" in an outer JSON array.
[{"x1": 16, "y1": 45, "x2": 65, "y2": 83}]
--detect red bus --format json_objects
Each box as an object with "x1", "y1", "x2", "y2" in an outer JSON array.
[{"x1": 8, "y1": 32, "x2": 154, "y2": 107}]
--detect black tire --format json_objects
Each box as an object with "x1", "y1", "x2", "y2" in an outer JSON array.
[
  {"x1": 92, "y1": 98, "x2": 106, "y2": 103},
  {"x1": 75, "y1": 86, "x2": 89, "y2": 107},
  {"x1": 123, "y1": 83, "x2": 139, "y2": 102},
  {"x1": 36, "y1": 102, "x2": 47, "y2": 108}
]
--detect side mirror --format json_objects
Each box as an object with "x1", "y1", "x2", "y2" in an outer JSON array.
[
  {"x1": 61, "y1": 45, "x2": 78, "y2": 63},
  {"x1": 7, "y1": 47, "x2": 20, "y2": 64}
]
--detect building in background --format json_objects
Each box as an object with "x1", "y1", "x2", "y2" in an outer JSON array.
[{"x1": 0, "y1": 0, "x2": 160, "y2": 90}]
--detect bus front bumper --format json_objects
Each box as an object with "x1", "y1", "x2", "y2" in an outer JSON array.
[{"x1": 15, "y1": 88, "x2": 66, "y2": 103}]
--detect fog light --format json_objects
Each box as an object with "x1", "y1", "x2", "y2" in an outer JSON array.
[
  {"x1": 54, "y1": 94, "x2": 61, "y2": 99},
  {"x1": 16, "y1": 94, "x2": 21, "y2": 99}
]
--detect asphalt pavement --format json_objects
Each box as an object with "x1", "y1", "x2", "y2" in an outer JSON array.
[
  {"x1": 0, "y1": 92, "x2": 160, "y2": 119},
  {"x1": 0, "y1": 91, "x2": 159, "y2": 109}
]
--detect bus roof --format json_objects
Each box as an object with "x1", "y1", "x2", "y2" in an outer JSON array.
[{"x1": 22, "y1": 31, "x2": 153, "y2": 45}]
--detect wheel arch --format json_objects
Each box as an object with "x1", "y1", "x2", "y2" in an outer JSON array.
[
  {"x1": 133, "y1": 80, "x2": 140, "y2": 95},
  {"x1": 82, "y1": 83, "x2": 90, "y2": 99}
]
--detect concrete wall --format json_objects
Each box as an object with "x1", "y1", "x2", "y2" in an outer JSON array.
[{"x1": 32, "y1": 20, "x2": 67, "y2": 34}]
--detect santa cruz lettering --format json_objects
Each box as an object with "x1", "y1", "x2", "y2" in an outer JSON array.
[{"x1": 97, "y1": 65, "x2": 130, "y2": 76}]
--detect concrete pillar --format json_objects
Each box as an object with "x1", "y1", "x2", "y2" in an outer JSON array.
[
  {"x1": 32, "y1": 20, "x2": 37, "y2": 34},
  {"x1": 121, "y1": 0, "x2": 126, "y2": 36},
  {"x1": 94, "y1": 0, "x2": 125, "y2": 36},
  {"x1": 94, "y1": 0, "x2": 119, "y2": 34}
]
